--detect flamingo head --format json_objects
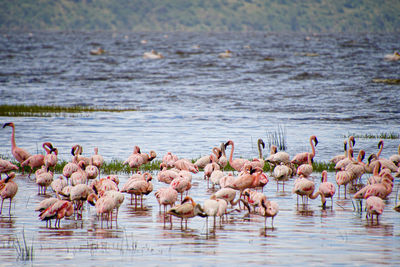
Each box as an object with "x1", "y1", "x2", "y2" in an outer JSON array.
[
  {"x1": 258, "y1": 139, "x2": 265, "y2": 148},
  {"x1": 378, "y1": 139, "x2": 384, "y2": 149},
  {"x1": 368, "y1": 153, "x2": 377, "y2": 164},
  {"x1": 321, "y1": 170, "x2": 328, "y2": 182},
  {"x1": 312, "y1": 136, "x2": 318, "y2": 146},
  {"x1": 348, "y1": 136, "x2": 355, "y2": 147},
  {"x1": 224, "y1": 140, "x2": 233, "y2": 149},
  {"x1": 2, "y1": 122, "x2": 14, "y2": 128},
  {"x1": 182, "y1": 196, "x2": 194, "y2": 205}
]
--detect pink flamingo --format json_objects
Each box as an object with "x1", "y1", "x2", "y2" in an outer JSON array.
[
  {"x1": 291, "y1": 135, "x2": 318, "y2": 165},
  {"x1": 0, "y1": 159, "x2": 18, "y2": 179},
  {"x1": 43, "y1": 142, "x2": 58, "y2": 171},
  {"x1": 353, "y1": 174, "x2": 393, "y2": 200},
  {"x1": 162, "y1": 152, "x2": 179, "y2": 168},
  {"x1": 124, "y1": 146, "x2": 145, "y2": 173},
  {"x1": 204, "y1": 157, "x2": 220, "y2": 188},
  {"x1": 272, "y1": 162, "x2": 293, "y2": 191},
  {"x1": 194, "y1": 154, "x2": 212, "y2": 169},
  {"x1": 3, "y1": 122, "x2": 31, "y2": 171},
  {"x1": 167, "y1": 196, "x2": 205, "y2": 229},
  {"x1": 365, "y1": 196, "x2": 385, "y2": 223},
  {"x1": 224, "y1": 140, "x2": 251, "y2": 172},
  {"x1": 85, "y1": 158, "x2": 99, "y2": 180},
  {"x1": 140, "y1": 149, "x2": 157, "y2": 164},
  {"x1": 258, "y1": 198, "x2": 279, "y2": 229},
  {"x1": 218, "y1": 142, "x2": 228, "y2": 170},
  {"x1": 35, "y1": 197, "x2": 58, "y2": 212},
  {"x1": 91, "y1": 177, "x2": 119, "y2": 193},
  {"x1": 91, "y1": 147, "x2": 104, "y2": 171},
  {"x1": 174, "y1": 159, "x2": 199, "y2": 173},
  {"x1": 88, "y1": 193, "x2": 117, "y2": 227},
  {"x1": 21, "y1": 153, "x2": 45, "y2": 178},
  {"x1": 157, "y1": 163, "x2": 179, "y2": 184},
  {"x1": 292, "y1": 177, "x2": 326, "y2": 207},
  {"x1": 35, "y1": 166, "x2": 53, "y2": 195},
  {"x1": 335, "y1": 169, "x2": 353, "y2": 199},
  {"x1": 70, "y1": 184, "x2": 94, "y2": 213},
  {"x1": 50, "y1": 176, "x2": 68, "y2": 198},
  {"x1": 203, "y1": 195, "x2": 220, "y2": 230},
  {"x1": 170, "y1": 176, "x2": 192, "y2": 201},
  {"x1": 155, "y1": 187, "x2": 178, "y2": 216},
  {"x1": 121, "y1": 172, "x2": 153, "y2": 208},
  {"x1": 243, "y1": 188, "x2": 267, "y2": 212},
  {"x1": 296, "y1": 153, "x2": 313, "y2": 178},
  {"x1": 319, "y1": 170, "x2": 336, "y2": 208},
  {"x1": 250, "y1": 139, "x2": 265, "y2": 170},
  {"x1": 39, "y1": 199, "x2": 74, "y2": 228},
  {"x1": 70, "y1": 161, "x2": 88, "y2": 186},
  {"x1": 335, "y1": 148, "x2": 356, "y2": 172},
  {"x1": 0, "y1": 172, "x2": 18, "y2": 215}
]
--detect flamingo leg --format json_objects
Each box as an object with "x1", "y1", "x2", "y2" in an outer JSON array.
[
  {"x1": 0, "y1": 199, "x2": 4, "y2": 214},
  {"x1": 8, "y1": 199, "x2": 12, "y2": 215}
]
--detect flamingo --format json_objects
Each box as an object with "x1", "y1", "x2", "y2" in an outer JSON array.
[
  {"x1": 21, "y1": 153, "x2": 45, "y2": 178},
  {"x1": 344, "y1": 150, "x2": 366, "y2": 185},
  {"x1": 157, "y1": 163, "x2": 179, "y2": 184},
  {"x1": 140, "y1": 149, "x2": 157, "y2": 164},
  {"x1": 319, "y1": 171, "x2": 336, "y2": 208},
  {"x1": 50, "y1": 176, "x2": 68, "y2": 197},
  {"x1": 335, "y1": 148, "x2": 355, "y2": 172},
  {"x1": 204, "y1": 160, "x2": 220, "y2": 188},
  {"x1": 91, "y1": 147, "x2": 104, "y2": 170},
  {"x1": 0, "y1": 159, "x2": 18, "y2": 179},
  {"x1": 85, "y1": 158, "x2": 99, "y2": 180},
  {"x1": 70, "y1": 161, "x2": 88, "y2": 186},
  {"x1": 91, "y1": 177, "x2": 119, "y2": 193},
  {"x1": 210, "y1": 169, "x2": 225, "y2": 189},
  {"x1": 250, "y1": 139, "x2": 265, "y2": 170},
  {"x1": 69, "y1": 184, "x2": 94, "y2": 213},
  {"x1": 63, "y1": 150, "x2": 80, "y2": 180},
  {"x1": 219, "y1": 173, "x2": 236, "y2": 188},
  {"x1": 101, "y1": 190, "x2": 124, "y2": 222},
  {"x1": 2, "y1": 122, "x2": 31, "y2": 171},
  {"x1": 213, "y1": 187, "x2": 237, "y2": 207},
  {"x1": 203, "y1": 195, "x2": 220, "y2": 229},
  {"x1": 194, "y1": 154, "x2": 212, "y2": 169},
  {"x1": 35, "y1": 166, "x2": 53, "y2": 195},
  {"x1": 174, "y1": 159, "x2": 199, "y2": 173},
  {"x1": 124, "y1": 146, "x2": 145, "y2": 173},
  {"x1": 266, "y1": 145, "x2": 290, "y2": 166},
  {"x1": 0, "y1": 172, "x2": 18, "y2": 215},
  {"x1": 170, "y1": 176, "x2": 192, "y2": 201},
  {"x1": 43, "y1": 142, "x2": 58, "y2": 171},
  {"x1": 330, "y1": 140, "x2": 348, "y2": 164},
  {"x1": 224, "y1": 140, "x2": 251, "y2": 172},
  {"x1": 258, "y1": 198, "x2": 279, "y2": 229},
  {"x1": 272, "y1": 163, "x2": 293, "y2": 191},
  {"x1": 162, "y1": 152, "x2": 179, "y2": 168},
  {"x1": 167, "y1": 196, "x2": 205, "y2": 229},
  {"x1": 121, "y1": 172, "x2": 153, "y2": 208},
  {"x1": 353, "y1": 174, "x2": 393, "y2": 200},
  {"x1": 87, "y1": 193, "x2": 116, "y2": 227},
  {"x1": 291, "y1": 135, "x2": 318, "y2": 165},
  {"x1": 243, "y1": 188, "x2": 267, "y2": 212},
  {"x1": 155, "y1": 187, "x2": 178, "y2": 218},
  {"x1": 335, "y1": 169, "x2": 353, "y2": 199},
  {"x1": 39, "y1": 199, "x2": 74, "y2": 228},
  {"x1": 73, "y1": 145, "x2": 91, "y2": 166},
  {"x1": 292, "y1": 177, "x2": 326, "y2": 208},
  {"x1": 35, "y1": 197, "x2": 59, "y2": 212},
  {"x1": 365, "y1": 196, "x2": 385, "y2": 223},
  {"x1": 296, "y1": 153, "x2": 313, "y2": 178},
  {"x1": 218, "y1": 142, "x2": 228, "y2": 170}
]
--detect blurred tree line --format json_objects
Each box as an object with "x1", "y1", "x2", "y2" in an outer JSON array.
[{"x1": 0, "y1": 0, "x2": 398, "y2": 32}]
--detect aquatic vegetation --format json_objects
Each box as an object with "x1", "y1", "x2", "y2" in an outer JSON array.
[
  {"x1": 344, "y1": 132, "x2": 399, "y2": 139},
  {"x1": 0, "y1": 105, "x2": 137, "y2": 117},
  {"x1": 13, "y1": 229, "x2": 34, "y2": 261},
  {"x1": 266, "y1": 125, "x2": 287, "y2": 151}
]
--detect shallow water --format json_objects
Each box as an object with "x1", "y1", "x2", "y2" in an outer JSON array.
[{"x1": 0, "y1": 31, "x2": 400, "y2": 265}]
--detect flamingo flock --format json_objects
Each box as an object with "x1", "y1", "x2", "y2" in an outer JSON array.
[{"x1": 2, "y1": 122, "x2": 400, "y2": 232}]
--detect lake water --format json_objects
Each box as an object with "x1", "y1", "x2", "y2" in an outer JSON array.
[{"x1": 0, "y1": 31, "x2": 399, "y2": 266}]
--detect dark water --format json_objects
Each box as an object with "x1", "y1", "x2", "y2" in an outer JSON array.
[{"x1": 0, "y1": 31, "x2": 400, "y2": 266}]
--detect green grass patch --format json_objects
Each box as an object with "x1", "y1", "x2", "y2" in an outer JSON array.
[
  {"x1": 0, "y1": 104, "x2": 137, "y2": 117},
  {"x1": 344, "y1": 132, "x2": 399, "y2": 139},
  {"x1": 372, "y1": 78, "x2": 400, "y2": 85}
]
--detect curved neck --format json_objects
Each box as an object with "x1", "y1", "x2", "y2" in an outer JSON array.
[
  {"x1": 10, "y1": 124, "x2": 16, "y2": 149},
  {"x1": 377, "y1": 141, "x2": 383, "y2": 158},
  {"x1": 310, "y1": 138, "x2": 316, "y2": 157},
  {"x1": 228, "y1": 142, "x2": 234, "y2": 166},
  {"x1": 258, "y1": 141, "x2": 263, "y2": 159}
]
